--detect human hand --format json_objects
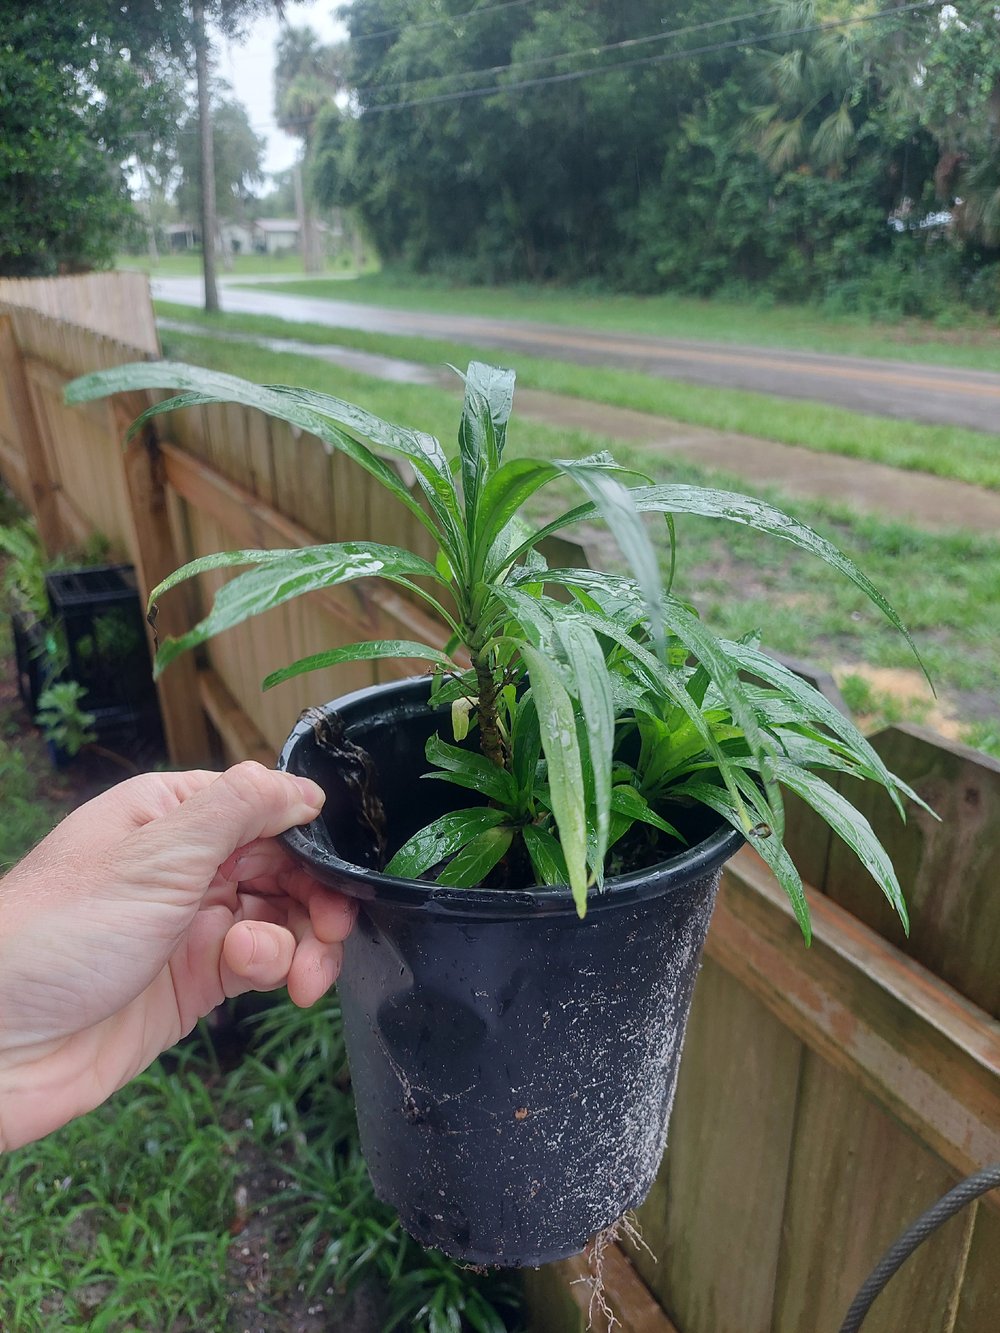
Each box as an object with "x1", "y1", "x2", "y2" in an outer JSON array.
[{"x1": 0, "y1": 762, "x2": 355, "y2": 1152}]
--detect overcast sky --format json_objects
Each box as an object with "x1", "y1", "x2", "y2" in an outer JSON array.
[{"x1": 213, "y1": 1, "x2": 349, "y2": 177}]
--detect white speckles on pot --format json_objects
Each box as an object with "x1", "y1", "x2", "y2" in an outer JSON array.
[{"x1": 335, "y1": 866, "x2": 724, "y2": 1268}]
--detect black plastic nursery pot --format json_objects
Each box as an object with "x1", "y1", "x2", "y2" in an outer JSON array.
[{"x1": 278, "y1": 678, "x2": 743, "y2": 1268}]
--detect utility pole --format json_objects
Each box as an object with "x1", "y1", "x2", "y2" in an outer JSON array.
[{"x1": 193, "y1": 0, "x2": 220, "y2": 312}]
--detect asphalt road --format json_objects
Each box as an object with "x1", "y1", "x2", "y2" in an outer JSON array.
[{"x1": 152, "y1": 277, "x2": 1000, "y2": 433}]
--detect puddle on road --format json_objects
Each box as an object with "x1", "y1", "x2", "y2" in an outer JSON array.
[{"x1": 157, "y1": 319, "x2": 448, "y2": 388}]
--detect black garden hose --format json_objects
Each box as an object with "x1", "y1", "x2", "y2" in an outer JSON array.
[{"x1": 837, "y1": 1162, "x2": 1000, "y2": 1333}]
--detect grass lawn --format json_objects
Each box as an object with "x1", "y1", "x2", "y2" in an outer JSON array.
[
  {"x1": 117, "y1": 251, "x2": 364, "y2": 281},
  {"x1": 231, "y1": 270, "x2": 1000, "y2": 373},
  {"x1": 159, "y1": 327, "x2": 1000, "y2": 757},
  {"x1": 155, "y1": 303, "x2": 1000, "y2": 493}
]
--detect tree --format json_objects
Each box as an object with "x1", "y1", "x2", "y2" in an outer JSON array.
[
  {"x1": 0, "y1": 6, "x2": 185, "y2": 276},
  {"x1": 176, "y1": 93, "x2": 266, "y2": 227},
  {"x1": 274, "y1": 26, "x2": 344, "y2": 271}
]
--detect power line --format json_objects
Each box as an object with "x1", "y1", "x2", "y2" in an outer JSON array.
[
  {"x1": 356, "y1": 0, "x2": 937, "y2": 114},
  {"x1": 351, "y1": 4, "x2": 786, "y2": 99}
]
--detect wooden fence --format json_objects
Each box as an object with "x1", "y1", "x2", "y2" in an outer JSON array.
[
  {"x1": 1, "y1": 288, "x2": 997, "y2": 1333},
  {"x1": 0, "y1": 271, "x2": 159, "y2": 357}
]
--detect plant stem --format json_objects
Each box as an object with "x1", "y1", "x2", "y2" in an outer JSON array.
[{"x1": 472, "y1": 648, "x2": 507, "y2": 770}]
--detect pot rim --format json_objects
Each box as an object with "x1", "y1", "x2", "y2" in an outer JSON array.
[{"x1": 277, "y1": 676, "x2": 744, "y2": 919}]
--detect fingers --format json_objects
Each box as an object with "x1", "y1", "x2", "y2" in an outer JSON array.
[
  {"x1": 125, "y1": 763, "x2": 326, "y2": 901},
  {"x1": 221, "y1": 919, "x2": 344, "y2": 1006}
]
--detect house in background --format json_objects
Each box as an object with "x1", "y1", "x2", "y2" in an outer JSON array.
[
  {"x1": 252, "y1": 218, "x2": 300, "y2": 255},
  {"x1": 165, "y1": 222, "x2": 199, "y2": 251},
  {"x1": 220, "y1": 221, "x2": 254, "y2": 255}
]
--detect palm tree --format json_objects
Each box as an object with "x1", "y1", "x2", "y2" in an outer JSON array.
[{"x1": 274, "y1": 26, "x2": 344, "y2": 272}]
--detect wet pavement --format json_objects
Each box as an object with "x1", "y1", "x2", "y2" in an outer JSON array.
[{"x1": 152, "y1": 276, "x2": 1000, "y2": 434}]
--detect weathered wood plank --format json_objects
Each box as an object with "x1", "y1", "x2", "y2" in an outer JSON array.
[
  {"x1": 198, "y1": 665, "x2": 273, "y2": 768},
  {"x1": 709, "y1": 851, "x2": 1000, "y2": 1209},
  {"x1": 118, "y1": 413, "x2": 212, "y2": 766},
  {"x1": 952, "y1": 1205, "x2": 1000, "y2": 1333},
  {"x1": 524, "y1": 1245, "x2": 681, "y2": 1333},
  {"x1": 821, "y1": 725, "x2": 1000, "y2": 1016},
  {"x1": 158, "y1": 440, "x2": 452, "y2": 651},
  {"x1": 634, "y1": 959, "x2": 803, "y2": 1333},
  {"x1": 772, "y1": 1053, "x2": 979, "y2": 1333},
  {"x1": 0, "y1": 316, "x2": 65, "y2": 550}
]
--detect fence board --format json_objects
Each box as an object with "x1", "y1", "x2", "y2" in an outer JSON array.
[
  {"x1": 0, "y1": 272, "x2": 158, "y2": 354},
  {"x1": 771, "y1": 1052, "x2": 975, "y2": 1333},
  {"x1": 822, "y1": 726, "x2": 1000, "y2": 1016},
  {"x1": 952, "y1": 1206, "x2": 1000, "y2": 1332},
  {"x1": 709, "y1": 853, "x2": 1000, "y2": 1197},
  {"x1": 632, "y1": 960, "x2": 803, "y2": 1333},
  {"x1": 0, "y1": 316, "x2": 64, "y2": 549}
]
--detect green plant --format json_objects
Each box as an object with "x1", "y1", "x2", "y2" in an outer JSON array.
[
  {"x1": 35, "y1": 680, "x2": 97, "y2": 758},
  {"x1": 66, "y1": 360, "x2": 931, "y2": 936},
  {"x1": 0, "y1": 519, "x2": 50, "y2": 622}
]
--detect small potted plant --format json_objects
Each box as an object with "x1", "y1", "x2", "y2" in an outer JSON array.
[{"x1": 66, "y1": 361, "x2": 929, "y2": 1267}]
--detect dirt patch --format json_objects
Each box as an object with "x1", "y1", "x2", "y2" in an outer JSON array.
[
  {"x1": 223, "y1": 1139, "x2": 386, "y2": 1333},
  {"x1": 832, "y1": 663, "x2": 963, "y2": 738}
]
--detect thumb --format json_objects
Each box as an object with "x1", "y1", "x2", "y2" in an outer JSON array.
[{"x1": 125, "y1": 762, "x2": 325, "y2": 894}]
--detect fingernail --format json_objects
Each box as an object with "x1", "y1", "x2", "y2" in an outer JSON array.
[
  {"x1": 289, "y1": 775, "x2": 325, "y2": 808},
  {"x1": 249, "y1": 927, "x2": 279, "y2": 963}
]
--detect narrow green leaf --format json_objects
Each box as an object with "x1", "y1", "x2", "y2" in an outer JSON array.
[
  {"x1": 453, "y1": 363, "x2": 515, "y2": 533},
  {"x1": 520, "y1": 644, "x2": 589, "y2": 916},
  {"x1": 384, "y1": 807, "x2": 507, "y2": 879},
  {"x1": 511, "y1": 692, "x2": 542, "y2": 794},
  {"x1": 434, "y1": 825, "x2": 514, "y2": 889},
  {"x1": 554, "y1": 461, "x2": 665, "y2": 656},
  {"x1": 554, "y1": 621, "x2": 615, "y2": 888},
  {"x1": 263, "y1": 640, "x2": 454, "y2": 690},
  {"x1": 65, "y1": 363, "x2": 447, "y2": 548},
  {"x1": 522, "y1": 824, "x2": 569, "y2": 887},
  {"x1": 674, "y1": 776, "x2": 811, "y2": 944},
  {"x1": 475, "y1": 457, "x2": 560, "y2": 577},
  {"x1": 772, "y1": 760, "x2": 909, "y2": 933},
  {"x1": 424, "y1": 734, "x2": 517, "y2": 804},
  {"x1": 723, "y1": 639, "x2": 934, "y2": 820},
  {"x1": 503, "y1": 481, "x2": 929, "y2": 686},
  {"x1": 609, "y1": 785, "x2": 684, "y2": 842},
  {"x1": 154, "y1": 544, "x2": 445, "y2": 676},
  {"x1": 542, "y1": 576, "x2": 781, "y2": 837}
]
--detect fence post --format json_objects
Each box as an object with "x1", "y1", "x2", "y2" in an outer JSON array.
[
  {"x1": 117, "y1": 404, "x2": 212, "y2": 767},
  {"x1": 0, "y1": 314, "x2": 65, "y2": 552}
]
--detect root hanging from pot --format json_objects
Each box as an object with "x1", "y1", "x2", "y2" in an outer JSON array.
[{"x1": 573, "y1": 1211, "x2": 653, "y2": 1332}]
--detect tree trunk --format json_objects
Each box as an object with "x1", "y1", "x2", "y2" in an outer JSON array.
[{"x1": 193, "y1": 0, "x2": 220, "y2": 313}]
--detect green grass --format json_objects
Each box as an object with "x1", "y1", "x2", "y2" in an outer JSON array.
[
  {"x1": 231, "y1": 270, "x2": 1000, "y2": 372},
  {"x1": 159, "y1": 326, "x2": 1000, "y2": 754},
  {"x1": 117, "y1": 251, "x2": 359, "y2": 280},
  {"x1": 156, "y1": 301, "x2": 1000, "y2": 492},
  {"x1": 0, "y1": 1059, "x2": 236, "y2": 1331}
]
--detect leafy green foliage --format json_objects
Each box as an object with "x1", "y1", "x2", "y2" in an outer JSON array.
[
  {"x1": 0, "y1": 6, "x2": 186, "y2": 276},
  {"x1": 66, "y1": 358, "x2": 928, "y2": 931},
  {"x1": 35, "y1": 681, "x2": 97, "y2": 758},
  {"x1": 330, "y1": 0, "x2": 1000, "y2": 305}
]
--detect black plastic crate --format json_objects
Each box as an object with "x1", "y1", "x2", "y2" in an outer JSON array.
[
  {"x1": 44, "y1": 564, "x2": 159, "y2": 717},
  {"x1": 10, "y1": 609, "x2": 50, "y2": 713}
]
